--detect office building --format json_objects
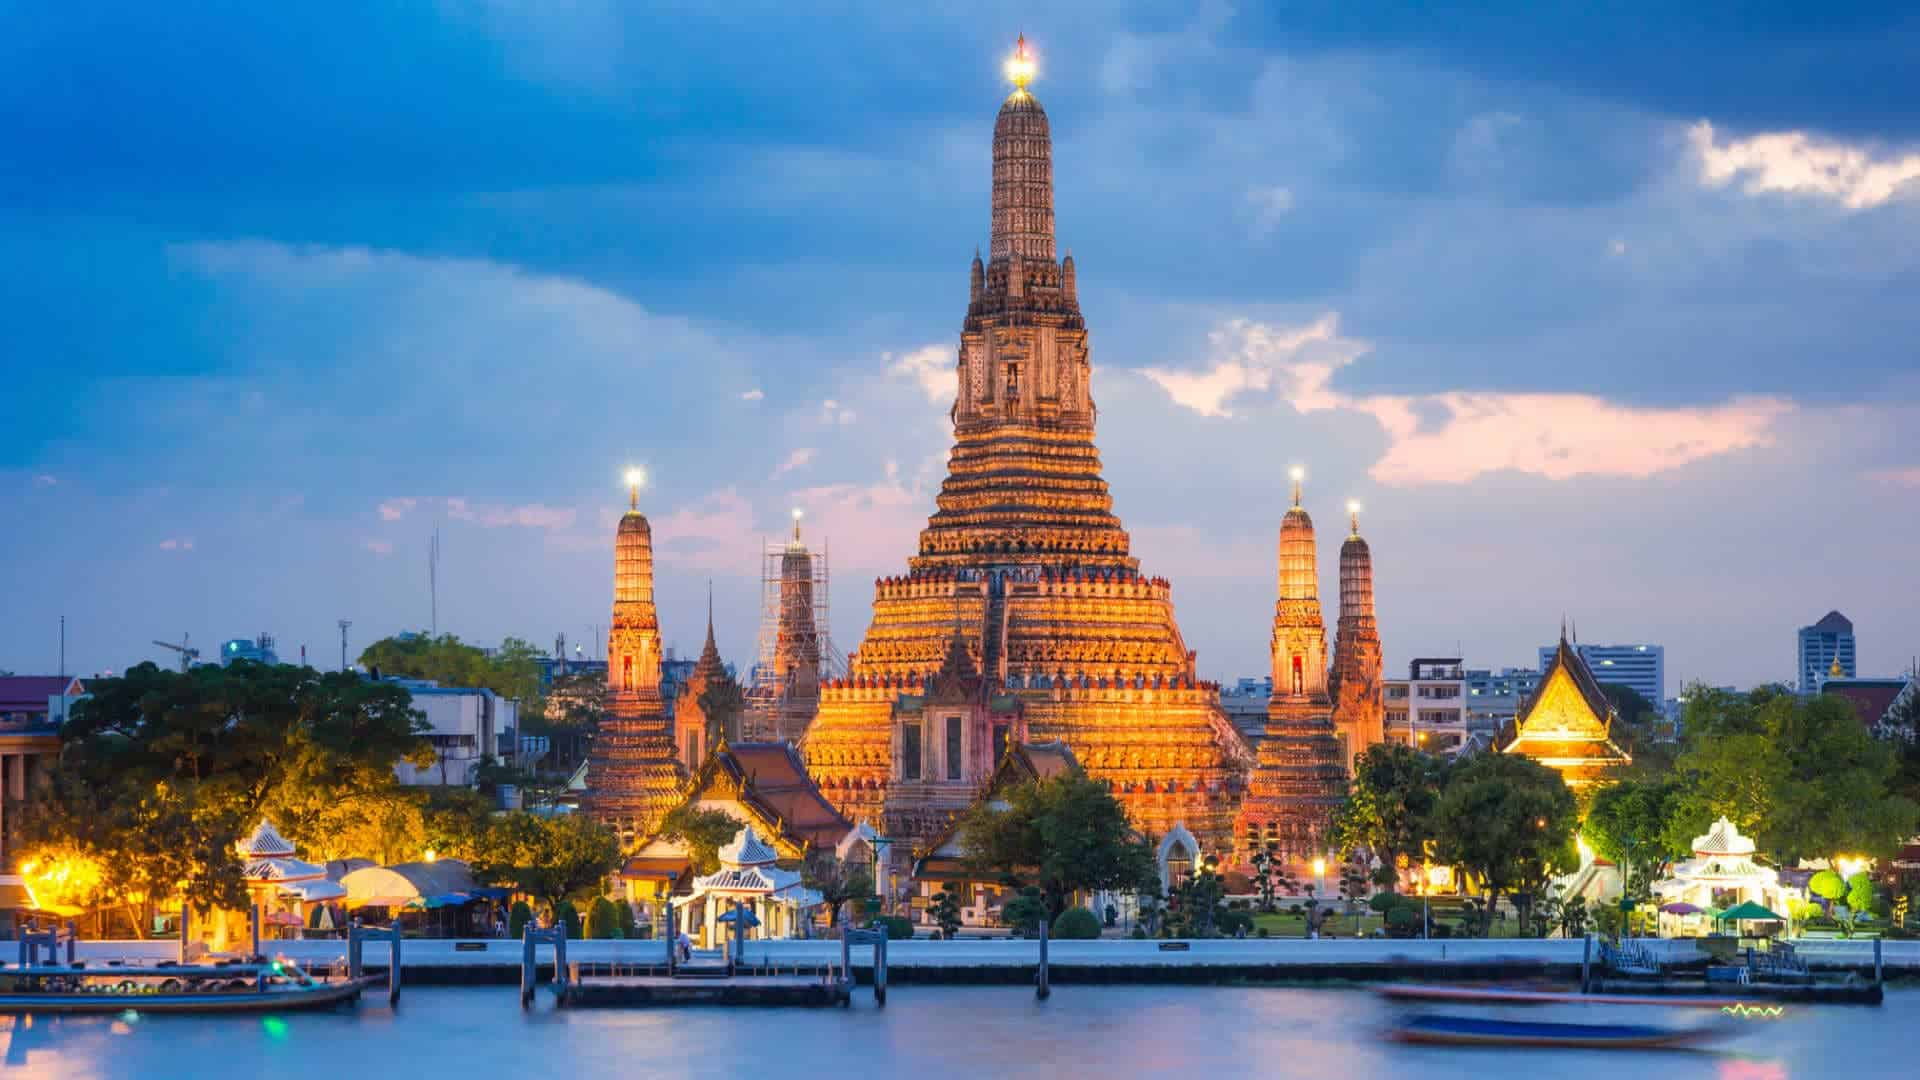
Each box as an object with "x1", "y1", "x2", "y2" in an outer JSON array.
[
  {"x1": 385, "y1": 678, "x2": 518, "y2": 788},
  {"x1": 1464, "y1": 667, "x2": 1542, "y2": 733},
  {"x1": 1797, "y1": 611, "x2": 1855, "y2": 693},
  {"x1": 1385, "y1": 657, "x2": 1468, "y2": 754}
]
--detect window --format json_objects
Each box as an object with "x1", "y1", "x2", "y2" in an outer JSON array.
[
  {"x1": 992, "y1": 723, "x2": 1009, "y2": 764},
  {"x1": 946, "y1": 715, "x2": 963, "y2": 780},
  {"x1": 902, "y1": 722, "x2": 922, "y2": 781}
]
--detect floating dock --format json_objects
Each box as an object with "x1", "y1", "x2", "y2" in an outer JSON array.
[{"x1": 563, "y1": 973, "x2": 849, "y2": 1008}]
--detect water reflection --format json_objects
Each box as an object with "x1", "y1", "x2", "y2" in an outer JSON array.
[{"x1": 0, "y1": 986, "x2": 1899, "y2": 1079}]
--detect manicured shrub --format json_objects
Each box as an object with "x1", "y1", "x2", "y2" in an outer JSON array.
[
  {"x1": 1130, "y1": 926, "x2": 1148, "y2": 939},
  {"x1": 553, "y1": 900, "x2": 583, "y2": 939},
  {"x1": 1384, "y1": 905, "x2": 1419, "y2": 936},
  {"x1": 1051, "y1": 907, "x2": 1102, "y2": 940},
  {"x1": 616, "y1": 898, "x2": 638, "y2": 938},
  {"x1": 1808, "y1": 870, "x2": 1845, "y2": 901},
  {"x1": 508, "y1": 900, "x2": 533, "y2": 939},
  {"x1": 1256, "y1": 926, "x2": 1270, "y2": 939},
  {"x1": 867, "y1": 914, "x2": 913, "y2": 940},
  {"x1": 1368, "y1": 891, "x2": 1402, "y2": 914},
  {"x1": 1216, "y1": 909, "x2": 1255, "y2": 937},
  {"x1": 586, "y1": 897, "x2": 620, "y2": 940}
]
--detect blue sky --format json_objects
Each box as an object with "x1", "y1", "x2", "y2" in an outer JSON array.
[{"x1": 4, "y1": 3, "x2": 1917, "y2": 696}]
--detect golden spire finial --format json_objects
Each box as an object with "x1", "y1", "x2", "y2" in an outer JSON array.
[
  {"x1": 1005, "y1": 33, "x2": 1035, "y2": 92},
  {"x1": 1289, "y1": 465, "x2": 1305, "y2": 508},
  {"x1": 624, "y1": 467, "x2": 646, "y2": 511},
  {"x1": 1347, "y1": 500, "x2": 1361, "y2": 537}
]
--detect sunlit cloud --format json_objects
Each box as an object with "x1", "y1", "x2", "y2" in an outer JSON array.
[
  {"x1": 378, "y1": 497, "x2": 417, "y2": 521},
  {"x1": 886, "y1": 345, "x2": 954, "y2": 405},
  {"x1": 1145, "y1": 316, "x2": 1792, "y2": 485},
  {"x1": 1689, "y1": 120, "x2": 1920, "y2": 209},
  {"x1": 32, "y1": 474, "x2": 57, "y2": 487},
  {"x1": 1245, "y1": 185, "x2": 1295, "y2": 235},
  {"x1": 772, "y1": 447, "x2": 815, "y2": 477},
  {"x1": 820, "y1": 399, "x2": 857, "y2": 426},
  {"x1": 363, "y1": 539, "x2": 394, "y2": 556},
  {"x1": 1868, "y1": 466, "x2": 1920, "y2": 488},
  {"x1": 740, "y1": 388, "x2": 765, "y2": 401},
  {"x1": 651, "y1": 487, "x2": 759, "y2": 573},
  {"x1": 158, "y1": 537, "x2": 194, "y2": 551}
]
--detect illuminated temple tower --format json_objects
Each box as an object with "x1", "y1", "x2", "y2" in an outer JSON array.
[
  {"x1": 1328, "y1": 503, "x2": 1385, "y2": 773},
  {"x1": 803, "y1": 37, "x2": 1252, "y2": 854},
  {"x1": 587, "y1": 471, "x2": 688, "y2": 843},
  {"x1": 1235, "y1": 471, "x2": 1346, "y2": 864}
]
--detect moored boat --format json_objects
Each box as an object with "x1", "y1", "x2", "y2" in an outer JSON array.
[
  {"x1": 0, "y1": 962, "x2": 377, "y2": 1015},
  {"x1": 1387, "y1": 1013, "x2": 1731, "y2": 1050}
]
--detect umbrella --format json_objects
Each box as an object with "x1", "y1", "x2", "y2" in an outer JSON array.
[
  {"x1": 716, "y1": 908, "x2": 762, "y2": 927},
  {"x1": 1659, "y1": 902, "x2": 1703, "y2": 915},
  {"x1": 315, "y1": 905, "x2": 337, "y2": 932},
  {"x1": 1715, "y1": 900, "x2": 1784, "y2": 922}
]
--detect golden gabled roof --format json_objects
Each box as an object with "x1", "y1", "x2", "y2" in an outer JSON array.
[{"x1": 1502, "y1": 633, "x2": 1630, "y2": 779}]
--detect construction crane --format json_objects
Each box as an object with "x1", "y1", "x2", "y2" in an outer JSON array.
[{"x1": 153, "y1": 633, "x2": 200, "y2": 672}]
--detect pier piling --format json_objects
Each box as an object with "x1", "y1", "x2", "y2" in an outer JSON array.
[{"x1": 1036, "y1": 913, "x2": 1050, "y2": 1000}]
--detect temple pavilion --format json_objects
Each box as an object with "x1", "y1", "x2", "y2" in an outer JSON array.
[
  {"x1": 1499, "y1": 629, "x2": 1631, "y2": 788},
  {"x1": 686, "y1": 825, "x2": 824, "y2": 943},
  {"x1": 1651, "y1": 817, "x2": 1801, "y2": 937}
]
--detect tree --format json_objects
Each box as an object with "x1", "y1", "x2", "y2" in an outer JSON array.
[
  {"x1": 1430, "y1": 753, "x2": 1578, "y2": 937},
  {"x1": 1000, "y1": 887, "x2": 1047, "y2": 936},
  {"x1": 959, "y1": 773, "x2": 1159, "y2": 918},
  {"x1": 20, "y1": 661, "x2": 429, "y2": 922},
  {"x1": 1582, "y1": 779, "x2": 1684, "y2": 900},
  {"x1": 553, "y1": 899, "x2": 583, "y2": 938},
  {"x1": 586, "y1": 896, "x2": 621, "y2": 939},
  {"x1": 455, "y1": 812, "x2": 622, "y2": 914},
  {"x1": 1338, "y1": 855, "x2": 1371, "y2": 933},
  {"x1": 929, "y1": 890, "x2": 963, "y2": 940},
  {"x1": 1557, "y1": 893, "x2": 1590, "y2": 939},
  {"x1": 1328, "y1": 744, "x2": 1447, "y2": 882},
  {"x1": 802, "y1": 850, "x2": 876, "y2": 926},
  {"x1": 1051, "y1": 907, "x2": 1102, "y2": 939},
  {"x1": 1248, "y1": 845, "x2": 1298, "y2": 913},
  {"x1": 1808, "y1": 870, "x2": 1846, "y2": 904},
  {"x1": 1167, "y1": 854, "x2": 1227, "y2": 937},
  {"x1": 357, "y1": 632, "x2": 543, "y2": 703},
  {"x1": 655, "y1": 804, "x2": 745, "y2": 876},
  {"x1": 508, "y1": 899, "x2": 533, "y2": 939}
]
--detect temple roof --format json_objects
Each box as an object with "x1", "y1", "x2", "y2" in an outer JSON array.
[
  {"x1": 237, "y1": 818, "x2": 296, "y2": 859},
  {"x1": 1691, "y1": 816, "x2": 1756, "y2": 857},
  {"x1": 704, "y1": 741, "x2": 853, "y2": 852},
  {"x1": 717, "y1": 825, "x2": 780, "y2": 868},
  {"x1": 1501, "y1": 631, "x2": 1630, "y2": 783}
]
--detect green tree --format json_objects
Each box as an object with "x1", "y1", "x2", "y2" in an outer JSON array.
[
  {"x1": 357, "y1": 632, "x2": 542, "y2": 703},
  {"x1": 1000, "y1": 887, "x2": 1047, "y2": 936},
  {"x1": 802, "y1": 850, "x2": 876, "y2": 927},
  {"x1": 655, "y1": 804, "x2": 745, "y2": 876},
  {"x1": 1248, "y1": 845, "x2": 1298, "y2": 913},
  {"x1": 1052, "y1": 907, "x2": 1102, "y2": 939},
  {"x1": 455, "y1": 812, "x2": 622, "y2": 914},
  {"x1": 1582, "y1": 779, "x2": 1684, "y2": 900},
  {"x1": 1430, "y1": 753, "x2": 1578, "y2": 937},
  {"x1": 1328, "y1": 743, "x2": 1447, "y2": 880},
  {"x1": 1808, "y1": 869, "x2": 1846, "y2": 903},
  {"x1": 21, "y1": 660, "x2": 429, "y2": 921},
  {"x1": 929, "y1": 890, "x2": 963, "y2": 940},
  {"x1": 553, "y1": 899, "x2": 583, "y2": 938},
  {"x1": 508, "y1": 899, "x2": 533, "y2": 939},
  {"x1": 1167, "y1": 854, "x2": 1227, "y2": 937},
  {"x1": 959, "y1": 773, "x2": 1159, "y2": 918}
]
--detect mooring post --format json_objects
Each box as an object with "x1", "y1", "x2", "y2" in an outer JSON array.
[
  {"x1": 520, "y1": 923, "x2": 535, "y2": 1009},
  {"x1": 1581, "y1": 933, "x2": 1593, "y2": 993},
  {"x1": 874, "y1": 922, "x2": 888, "y2": 1008},
  {"x1": 389, "y1": 920, "x2": 402, "y2": 1006},
  {"x1": 554, "y1": 920, "x2": 570, "y2": 1007},
  {"x1": 349, "y1": 919, "x2": 363, "y2": 980},
  {"x1": 840, "y1": 916, "x2": 852, "y2": 1004},
  {"x1": 665, "y1": 900, "x2": 677, "y2": 977},
  {"x1": 249, "y1": 904, "x2": 261, "y2": 959},
  {"x1": 1874, "y1": 937, "x2": 1883, "y2": 987},
  {"x1": 1036, "y1": 911, "x2": 1051, "y2": 1000}
]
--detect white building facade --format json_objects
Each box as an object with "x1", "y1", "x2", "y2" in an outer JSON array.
[{"x1": 387, "y1": 679, "x2": 518, "y2": 787}]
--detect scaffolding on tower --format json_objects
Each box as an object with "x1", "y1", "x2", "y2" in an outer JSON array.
[{"x1": 746, "y1": 530, "x2": 847, "y2": 743}]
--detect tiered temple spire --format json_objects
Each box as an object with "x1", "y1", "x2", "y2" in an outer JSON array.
[
  {"x1": 587, "y1": 470, "x2": 688, "y2": 844},
  {"x1": 802, "y1": 38, "x2": 1250, "y2": 854},
  {"x1": 1328, "y1": 501, "x2": 1385, "y2": 773},
  {"x1": 1236, "y1": 469, "x2": 1346, "y2": 865}
]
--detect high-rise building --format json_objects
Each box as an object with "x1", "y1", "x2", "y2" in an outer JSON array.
[
  {"x1": 1385, "y1": 658, "x2": 1468, "y2": 754},
  {"x1": 585, "y1": 475, "x2": 688, "y2": 844},
  {"x1": 802, "y1": 38, "x2": 1253, "y2": 857},
  {"x1": 1237, "y1": 472, "x2": 1348, "y2": 862},
  {"x1": 1797, "y1": 611, "x2": 1855, "y2": 693},
  {"x1": 1538, "y1": 641, "x2": 1664, "y2": 709},
  {"x1": 1464, "y1": 667, "x2": 1542, "y2": 733}
]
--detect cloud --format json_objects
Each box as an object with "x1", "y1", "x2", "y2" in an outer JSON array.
[
  {"x1": 772, "y1": 447, "x2": 815, "y2": 477},
  {"x1": 1140, "y1": 314, "x2": 1364, "y2": 418},
  {"x1": 1869, "y1": 466, "x2": 1920, "y2": 488},
  {"x1": 158, "y1": 537, "x2": 194, "y2": 551},
  {"x1": 378, "y1": 497, "x2": 417, "y2": 521},
  {"x1": 886, "y1": 345, "x2": 954, "y2": 405},
  {"x1": 790, "y1": 476, "x2": 930, "y2": 572},
  {"x1": 740, "y1": 388, "x2": 765, "y2": 401},
  {"x1": 1145, "y1": 315, "x2": 1792, "y2": 485},
  {"x1": 32, "y1": 474, "x2": 57, "y2": 487},
  {"x1": 1689, "y1": 120, "x2": 1920, "y2": 209},
  {"x1": 1245, "y1": 185, "x2": 1295, "y2": 235},
  {"x1": 445, "y1": 497, "x2": 576, "y2": 530},
  {"x1": 650, "y1": 487, "x2": 759, "y2": 572},
  {"x1": 1608, "y1": 238, "x2": 1628, "y2": 257},
  {"x1": 820, "y1": 399, "x2": 857, "y2": 426},
  {"x1": 363, "y1": 539, "x2": 394, "y2": 556}
]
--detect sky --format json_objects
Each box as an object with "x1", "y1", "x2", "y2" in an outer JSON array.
[{"x1": 3, "y1": 3, "x2": 1917, "y2": 697}]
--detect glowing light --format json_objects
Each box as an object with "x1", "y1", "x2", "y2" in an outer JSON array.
[
  {"x1": 1289, "y1": 465, "x2": 1306, "y2": 483},
  {"x1": 1835, "y1": 855, "x2": 1869, "y2": 879},
  {"x1": 624, "y1": 467, "x2": 646, "y2": 489},
  {"x1": 1311, "y1": 856, "x2": 1326, "y2": 877},
  {"x1": 1576, "y1": 833, "x2": 1595, "y2": 864},
  {"x1": 423, "y1": 848, "x2": 438, "y2": 863},
  {"x1": 1425, "y1": 864, "x2": 1454, "y2": 889},
  {"x1": 1004, "y1": 34, "x2": 1036, "y2": 90},
  {"x1": 1721, "y1": 1003, "x2": 1786, "y2": 1018},
  {"x1": 262, "y1": 1016, "x2": 289, "y2": 1041},
  {"x1": 1346, "y1": 500, "x2": 1361, "y2": 515},
  {"x1": 791, "y1": 507, "x2": 804, "y2": 521}
]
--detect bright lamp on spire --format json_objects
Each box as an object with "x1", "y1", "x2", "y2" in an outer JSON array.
[
  {"x1": 625, "y1": 467, "x2": 646, "y2": 489},
  {"x1": 1289, "y1": 465, "x2": 1306, "y2": 483},
  {"x1": 1005, "y1": 35, "x2": 1036, "y2": 90}
]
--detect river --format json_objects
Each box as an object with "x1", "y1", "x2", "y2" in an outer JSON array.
[{"x1": 0, "y1": 985, "x2": 1902, "y2": 1078}]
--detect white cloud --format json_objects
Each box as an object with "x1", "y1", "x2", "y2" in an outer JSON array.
[
  {"x1": 1868, "y1": 466, "x2": 1920, "y2": 488},
  {"x1": 158, "y1": 537, "x2": 194, "y2": 551},
  {"x1": 378, "y1": 497, "x2": 417, "y2": 521},
  {"x1": 364, "y1": 539, "x2": 395, "y2": 556},
  {"x1": 32, "y1": 474, "x2": 57, "y2": 487},
  {"x1": 740, "y1": 388, "x2": 765, "y2": 401},
  {"x1": 651, "y1": 487, "x2": 759, "y2": 573},
  {"x1": 445, "y1": 497, "x2": 576, "y2": 530},
  {"x1": 772, "y1": 447, "x2": 815, "y2": 477},
  {"x1": 1144, "y1": 315, "x2": 1791, "y2": 485},
  {"x1": 821, "y1": 399, "x2": 857, "y2": 426},
  {"x1": 886, "y1": 345, "x2": 955, "y2": 405},
  {"x1": 1244, "y1": 185, "x2": 1295, "y2": 236},
  {"x1": 1689, "y1": 120, "x2": 1920, "y2": 209},
  {"x1": 1140, "y1": 314, "x2": 1364, "y2": 418},
  {"x1": 1608, "y1": 238, "x2": 1628, "y2": 257}
]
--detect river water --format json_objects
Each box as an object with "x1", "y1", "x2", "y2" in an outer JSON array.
[{"x1": 0, "y1": 985, "x2": 1902, "y2": 1079}]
